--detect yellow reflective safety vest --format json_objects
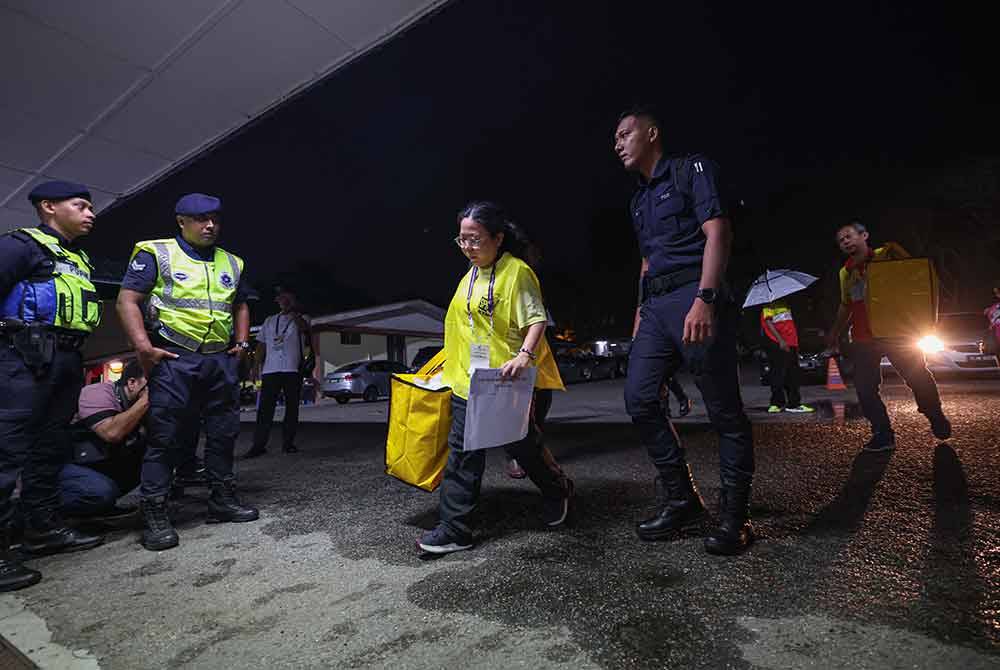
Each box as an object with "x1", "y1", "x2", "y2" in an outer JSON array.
[
  {"x1": 1, "y1": 227, "x2": 101, "y2": 333},
  {"x1": 130, "y1": 238, "x2": 243, "y2": 353}
]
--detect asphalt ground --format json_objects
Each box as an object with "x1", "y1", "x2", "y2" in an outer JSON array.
[{"x1": 1, "y1": 376, "x2": 999, "y2": 669}]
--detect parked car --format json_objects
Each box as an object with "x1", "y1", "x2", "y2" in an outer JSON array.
[
  {"x1": 881, "y1": 312, "x2": 999, "y2": 376},
  {"x1": 555, "y1": 346, "x2": 618, "y2": 383},
  {"x1": 586, "y1": 338, "x2": 631, "y2": 376},
  {"x1": 322, "y1": 360, "x2": 410, "y2": 403}
]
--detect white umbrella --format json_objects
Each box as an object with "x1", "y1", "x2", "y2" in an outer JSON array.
[{"x1": 743, "y1": 269, "x2": 818, "y2": 308}]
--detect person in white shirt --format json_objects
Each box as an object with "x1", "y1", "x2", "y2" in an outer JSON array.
[{"x1": 244, "y1": 286, "x2": 315, "y2": 458}]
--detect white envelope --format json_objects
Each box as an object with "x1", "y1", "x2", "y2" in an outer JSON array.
[{"x1": 462, "y1": 367, "x2": 537, "y2": 451}]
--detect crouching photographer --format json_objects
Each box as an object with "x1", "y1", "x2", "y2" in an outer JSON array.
[{"x1": 60, "y1": 360, "x2": 149, "y2": 518}]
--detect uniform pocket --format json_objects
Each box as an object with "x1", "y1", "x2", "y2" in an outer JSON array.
[{"x1": 653, "y1": 194, "x2": 686, "y2": 234}]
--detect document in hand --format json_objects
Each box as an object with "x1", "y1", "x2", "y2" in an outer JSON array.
[{"x1": 463, "y1": 367, "x2": 538, "y2": 451}]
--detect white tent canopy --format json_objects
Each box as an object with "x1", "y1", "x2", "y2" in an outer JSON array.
[{"x1": 0, "y1": 0, "x2": 447, "y2": 232}]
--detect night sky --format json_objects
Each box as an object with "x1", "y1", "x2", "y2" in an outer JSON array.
[{"x1": 89, "y1": 0, "x2": 997, "y2": 337}]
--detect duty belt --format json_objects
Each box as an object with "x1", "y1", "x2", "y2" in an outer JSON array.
[
  {"x1": 0, "y1": 321, "x2": 86, "y2": 350},
  {"x1": 642, "y1": 266, "x2": 702, "y2": 300},
  {"x1": 156, "y1": 324, "x2": 230, "y2": 354}
]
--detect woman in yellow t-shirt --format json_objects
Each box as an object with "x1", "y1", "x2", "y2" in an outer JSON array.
[{"x1": 416, "y1": 202, "x2": 574, "y2": 555}]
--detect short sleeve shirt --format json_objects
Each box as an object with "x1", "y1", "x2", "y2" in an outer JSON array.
[
  {"x1": 259, "y1": 313, "x2": 310, "y2": 374},
  {"x1": 75, "y1": 382, "x2": 123, "y2": 427},
  {"x1": 630, "y1": 154, "x2": 726, "y2": 279},
  {"x1": 442, "y1": 253, "x2": 549, "y2": 400}
]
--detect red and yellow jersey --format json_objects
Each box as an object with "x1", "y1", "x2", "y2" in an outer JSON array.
[{"x1": 760, "y1": 300, "x2": 798, "y2": 348}]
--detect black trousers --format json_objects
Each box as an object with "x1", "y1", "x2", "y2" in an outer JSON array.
[
  {"x1": 764, "y1": 341, "x2": 801, "y2": 407},
  {"x1": 624, "y1": 283, "x2": 754, "y2": 487},
  {"x1": 252, "y1": 372, "x2": 302, "y2": 451},
  {"x1": 0, "y1": 345, "x2": 83, "y2": 529},
  {"x1": 141, "y1": 348, "x2": 240, "y2": 499},
  {"x1": 849, "y1": 340, "x2": 942, "y2": 437},
  {"x1": 438, "y1": 394, "x2": 568, "y2": 540}
]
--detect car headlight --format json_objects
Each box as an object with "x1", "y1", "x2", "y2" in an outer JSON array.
[{"x1": 917, "y1": 335, "x2": 944, "y2": 354}]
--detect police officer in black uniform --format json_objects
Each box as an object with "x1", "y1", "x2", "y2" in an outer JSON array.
[
  {"x1": 117, "y1": 194, "x2": 258, "y2": 552},
  {"x1": 0, "y1": 181, "x2": 105, "y2": 592},
  {"x1": 614, "y1": 106, "x2": 754, "y2": 555}
]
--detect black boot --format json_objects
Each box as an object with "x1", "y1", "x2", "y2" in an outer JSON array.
[
  {"x1": 0, "y1": 529, "x2": 41, "y2": 592},
  {"x1": 704, "y1": 482, "x2": 754, "y2": 555},
  {"x1": 22, "y1": 515, "x2": 103, "y2": 556},
  {"x1": 141, "y1": 496, "x2": 179, "y2": 551},
  {"x1": 636, "y1": 465, "x2": 706, "y2": 541},
  {"x1": 207, "y1": 482, "x2": 259, "y2": 524}
]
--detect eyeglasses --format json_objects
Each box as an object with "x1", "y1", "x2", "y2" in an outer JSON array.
[{"x1": 454, "y1": 236, "x2": 484, "y2": 249}]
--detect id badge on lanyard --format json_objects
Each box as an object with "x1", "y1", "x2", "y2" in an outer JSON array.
[
  {"x1": 467, "y1": 264, "x2": 496, "y2": 373},
  {"x1": 273, "y1": 315, "x2": 293, "y2": 350}
]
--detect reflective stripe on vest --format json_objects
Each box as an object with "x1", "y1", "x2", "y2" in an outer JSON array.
[
  {"x1": 131, "y1": 238, "x2": 243, "y2": 352},
  {"x1": 1, "y1": 227, "x2": 101, "y2": 333}
]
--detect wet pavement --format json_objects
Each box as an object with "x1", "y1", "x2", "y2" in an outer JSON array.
[{"x1": 2, "y1": 377, "x2": 999, "y2": 668}]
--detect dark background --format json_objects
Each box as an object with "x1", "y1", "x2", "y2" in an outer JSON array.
[{"x1": 89, "y1": 0, "x2": 999, "y2": 340}]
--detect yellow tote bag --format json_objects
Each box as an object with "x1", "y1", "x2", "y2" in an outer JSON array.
[{"x1": 385, "y1": 350, "x2": 451, "y2": 491}]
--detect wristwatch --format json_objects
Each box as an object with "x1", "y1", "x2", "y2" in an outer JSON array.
[
  {"x1": 235, "y1": 341, "x2": 251, "y2": 351},
  {"x1": 695, "y1": 288, "x2": 718, "y2": 304}
]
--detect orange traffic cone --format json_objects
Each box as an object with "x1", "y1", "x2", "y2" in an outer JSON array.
[{"x1": 826, "y1": 357, "x2": 847, "y2": 391}]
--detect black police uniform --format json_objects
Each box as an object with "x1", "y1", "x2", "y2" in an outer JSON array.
[
  {"x1": 623, "y1": 154, "x2": 754, "y2": 554},
  {"x1": 1, "y1": 181, "x2": 104, "y2": 591},
  {"x1": 122, "y1": 235, "x2": 250, "y2": 502}
]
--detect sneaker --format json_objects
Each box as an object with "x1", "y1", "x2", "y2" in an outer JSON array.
[
  {"x1": 767, "y1": 405, "x2": 783, "y2": 413},
  {"x1": 786, "y1": 405, "x2": 815, "y2": 413},
  {"x1": 416, "y1": 526, "x2": 472, "y2": 555},
  {"x1": 862, "y1": 434, "x2": 896, "y2": 452},
  {"x1": 541, "y1": 479, "x2": 574, "y2": 527},
  {"x1": 928, "y1": 413, "x2": 952, "y2": 440}
]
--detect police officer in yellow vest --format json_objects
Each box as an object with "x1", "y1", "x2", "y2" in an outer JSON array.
[
  {"x1": 117, "y1": 193, "x2": 258, "y2": 551},
  {"x1": 1, "y1": 181, "x2": 105, "y2": 592}
]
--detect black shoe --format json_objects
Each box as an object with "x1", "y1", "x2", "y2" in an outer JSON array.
[
  {"x1": 637, "y1": 466, "x2": 706, "y2": 541},
  {"x1": 863, "y1": 432, "x2": 896, "y2": 453},
  {"x1": 22, "y1": 524, "x2": 104, "y2": 556},
  {"x1": 416, "y1": 526, "x2": 473, "y2": 555},
  {"x1": 928, "y1": 412, "x2": 952, "y2": 440},
  {"x1": 141, "y1": 496, "x2": 179, "y2": 551},
  {"x1": 242, "y1": 447, "x2": 268, "y2": 459},
  {"x1": 704, "y1": 484, "x2": 754, "y2": 555},
  {"x1": 282, "y1": 444, "x2": 299, "y2": 454},
  {"x1": 207, "y1": 482, "x2": 259, "y2": 524},
  {"x1": 1, "y1": 531, "x2": 41, "y2": 592},
  {"x1": 678, "y1": 396, "x2": 692, "y2": 417}
]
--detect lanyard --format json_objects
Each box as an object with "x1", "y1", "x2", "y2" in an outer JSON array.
[
  {"x1": 274, "y1": 314, "x2": 295, "y2": 338},
  {"x1": 466, "y1": 263, "x2": 497, "y2": 333}
]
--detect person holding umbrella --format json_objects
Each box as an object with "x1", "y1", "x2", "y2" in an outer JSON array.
[
  {"x1": 743, "y1": 270, "x2": 819, "y2": 414},
  {"x1": 760, "y1": 299, "x2": 814, "y2": 414}
]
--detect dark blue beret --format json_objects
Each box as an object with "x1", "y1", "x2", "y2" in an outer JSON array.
[
  {"x1": 27, "y1": 180, "x2": 91, "y2": 203},
  {"x1": 175, "y1": 193, "x2": 222, "y2": 216}
]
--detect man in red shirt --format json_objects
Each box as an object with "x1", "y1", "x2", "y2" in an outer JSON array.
[
  {"x1": 826, "y1": 221, "x2": 951, "y2": 451},
  {"x1": 761, "y1": 300, "x2": 813, "y2": 413}
]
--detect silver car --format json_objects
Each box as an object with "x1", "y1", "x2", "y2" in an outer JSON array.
[
  {"x1": 881, "y1": 312, "x2": 999, "y2": 376},
  {"x1": 322, "y1": 360, "x2": 409, "y2": 404}
]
